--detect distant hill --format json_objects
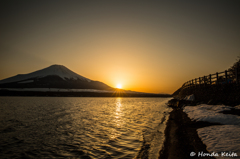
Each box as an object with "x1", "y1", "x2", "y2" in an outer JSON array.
[{"x1": 0, "y1": 65, "x2": 113, "y2": 90}]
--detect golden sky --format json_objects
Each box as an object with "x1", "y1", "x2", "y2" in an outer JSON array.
[{"x1": 1, "y1": 1, "x2": 240, "y2": 94}]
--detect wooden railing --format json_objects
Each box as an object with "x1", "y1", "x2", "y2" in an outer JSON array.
[{"x1": 182, "y1": 68, "x2": 239, "y2": 89}]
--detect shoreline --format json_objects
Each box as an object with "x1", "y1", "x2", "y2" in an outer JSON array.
[
  {"x1": 159, "y1": 108, "x2": 216, "y2": 159},
  {"x1": 0, "y1": 90, "x2": 172, "y2": 97}
]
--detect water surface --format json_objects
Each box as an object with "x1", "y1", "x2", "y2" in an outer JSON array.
[{"x1": 0, "y1": 97, "x2": 171, "y2": 159}]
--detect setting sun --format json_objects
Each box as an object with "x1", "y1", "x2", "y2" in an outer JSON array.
[{"x1": 116, "y1": 84, "x2": 122, "y2": 89}]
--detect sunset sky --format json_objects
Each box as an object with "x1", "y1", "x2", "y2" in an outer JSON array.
[{"x1": 1, "y1": 1, "x2": 240, "y2": 94}]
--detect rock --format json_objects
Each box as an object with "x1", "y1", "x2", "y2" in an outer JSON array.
[
  {"x1": 168, "y1": 98, "x2": 196, "y2": 108},
  {"x1": 168, "y1": 99, "x2": 179, "y2": 107},
  {"x1": 184, "y1": 94, "x2": 195, "y2": 101}
]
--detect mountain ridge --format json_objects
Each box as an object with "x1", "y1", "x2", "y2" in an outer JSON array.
[
  {"x1": 0, "y1": 64, "x2": 91, "y2": 84},
  {"x1": 0, "y1": 65, "x2": 113, "y2": 90}
]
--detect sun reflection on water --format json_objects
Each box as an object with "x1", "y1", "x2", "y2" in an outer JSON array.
[{"x1": 110, "y1": 98, "x2": 124, "y2": 139}]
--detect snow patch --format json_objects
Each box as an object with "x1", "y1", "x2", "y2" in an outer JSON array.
[
  {"x1": 18, "y1": 80, "x2": 34, "y2": 84},
  {"x1": 183, "y1": 104, "x2": 240, "y2": 125},
  {"x1": 0, "y1": 88, "x2": 114, "y2": 93},
  {"x1": 197, "y1": 125, "x2": 240, "y2": 159},
  {"x1": 183, "y1": 104, "x2": 240, "y2": 158}
]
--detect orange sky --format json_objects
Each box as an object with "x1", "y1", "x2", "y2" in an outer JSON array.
[{"x1": 1, "y1": 1, "x2": 240, "y2": 94}]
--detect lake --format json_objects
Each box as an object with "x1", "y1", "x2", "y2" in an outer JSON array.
[{"x1": 0, "y1": 97, "x2": 172, "y2": 159}]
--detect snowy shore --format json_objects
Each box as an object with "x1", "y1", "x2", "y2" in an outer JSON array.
[{"x1": 183, "y1": 104, "x2": 240, "y2": 159}]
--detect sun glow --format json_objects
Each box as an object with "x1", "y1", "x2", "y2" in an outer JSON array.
[{"x1": 116, "y1": 84, "x2": 122, "y2": 89}]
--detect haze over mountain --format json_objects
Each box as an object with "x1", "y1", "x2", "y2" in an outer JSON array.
[{"x1": 0, "y1": 65, "x2": 113, "y2": 90}]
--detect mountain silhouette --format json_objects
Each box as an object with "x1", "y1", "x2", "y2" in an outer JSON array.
[{"x1": 0, "y1": 65, "x2": 113, "y2": 90}]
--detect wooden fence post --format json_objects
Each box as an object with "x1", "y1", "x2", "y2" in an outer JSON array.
[
  {"x1": 216, "y1": 72, "x2": 218, "y2": 85},
  {"x1": 236, "y1": 64, "x2": 239, "y2": 84},
  {"x1": 204, "y1": 76, "x2": 206, "y2": 86},
  {"x1": 209, "y1": 74, "x2": 212, "y2": 85},
  {"x1": 225, "y1": 70, "x2": 228, "y2": 84}
]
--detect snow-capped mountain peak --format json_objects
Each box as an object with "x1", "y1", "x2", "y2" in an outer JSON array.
[
  {"x1": 0, "y1": 64, "x2": 91, "y2": 84},
  {"x1": 33, "y1": 64, "x2": 91, "y2": 82}
]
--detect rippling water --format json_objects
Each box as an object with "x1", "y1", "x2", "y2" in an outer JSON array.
[{"x1": 0, "y1": 97, "x2": 172, "y2": 159}]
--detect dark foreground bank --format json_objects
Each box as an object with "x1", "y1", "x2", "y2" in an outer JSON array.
[{"x1": 159, "y1": 108, "x2": 216, "y2": 159}]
